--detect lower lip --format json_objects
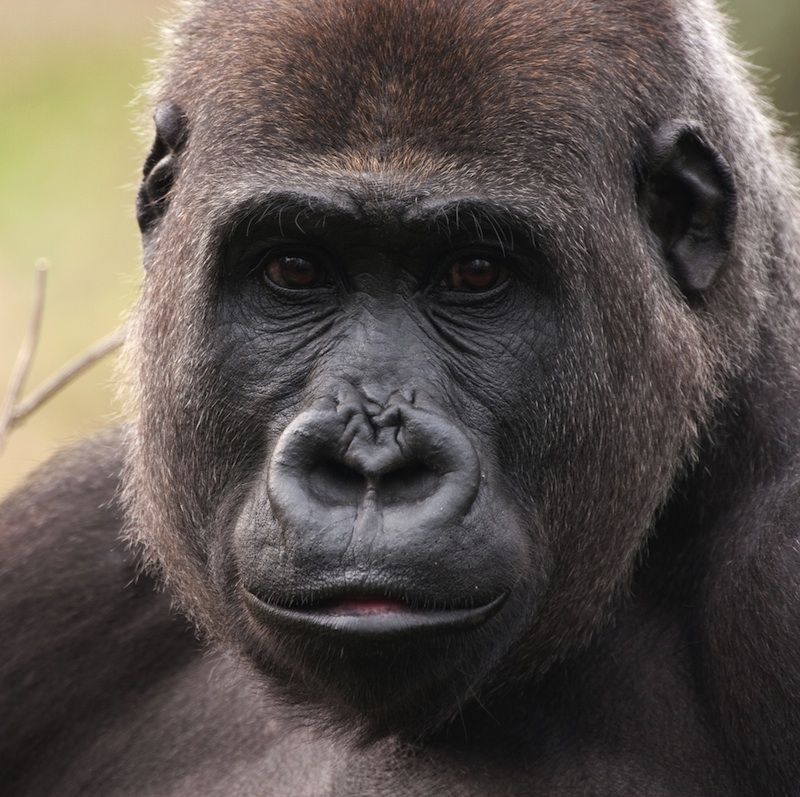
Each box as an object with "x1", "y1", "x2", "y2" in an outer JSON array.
[{"x1": 243, "y1": 592, "x2": 506, "y2": 638}]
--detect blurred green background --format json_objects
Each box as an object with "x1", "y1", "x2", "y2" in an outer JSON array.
[{"x1": 1, "y1": 0, "x2": 799, "y2": 497}]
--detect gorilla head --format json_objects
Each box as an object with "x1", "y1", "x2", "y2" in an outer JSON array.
[{"x1": 125, "y1": 0, "x2": 768, "y2": 737}]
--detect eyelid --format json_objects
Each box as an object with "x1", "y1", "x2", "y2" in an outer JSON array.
[{"x1": 440, "y1": 243, "x2": 514, "y2": 269}]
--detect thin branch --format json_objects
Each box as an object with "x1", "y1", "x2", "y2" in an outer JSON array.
[
  {"x1": 0, "y1": 261, "x2": 128, "y2": 458},
  {"x1": 11, "y1": 326, "x2": 126, "y2": 425},
  {"x1": 0, "y1": 262, "x2": 49, "y2": 455}
]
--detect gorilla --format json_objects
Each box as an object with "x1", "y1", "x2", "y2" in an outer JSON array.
[{"x1": 2, "y1": 0, "x2": 800, "y2": 794}]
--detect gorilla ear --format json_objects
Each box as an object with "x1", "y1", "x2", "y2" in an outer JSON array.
[
  {"x1": 641, "y1": 122, "x2": 736, "y2": 295},
  {"x1": 136, "y1": 102, "x2": 188, "y2": 235}
]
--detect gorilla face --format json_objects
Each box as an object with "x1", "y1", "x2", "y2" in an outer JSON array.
[
  {"x1": 127, "y1": 0, "x2": 738, "y2": 735},
  {"x1": 220, "y1": 190, "x2": 552, "y2": 727}
]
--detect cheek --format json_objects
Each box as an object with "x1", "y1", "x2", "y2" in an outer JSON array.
[
  {"x1": 211, "y1": 316, "x2": 330, "y2": 420},
  {"x1": 436, "y1": 297, "x2": 561, "y2": 421},
  {"x1": 457, "y1": 325, "x2": 566, "y2": 479}
]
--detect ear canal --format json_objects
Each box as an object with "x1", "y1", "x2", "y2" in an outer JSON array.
[
  {"x1": 136, "y1": 101, "x2": 189, "y2": 235},
  {"x1": 642, "y1": 121, "x2": 737, "y2": 295}
]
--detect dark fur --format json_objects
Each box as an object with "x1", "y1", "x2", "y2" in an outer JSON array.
[{"x1": 3, "y1": 0, "x2": 800, "y2": 794}]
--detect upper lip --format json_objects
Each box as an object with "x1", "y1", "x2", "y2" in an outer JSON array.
[{"x1": 242, "y1": 586, "x2": 507, "y2": 638}]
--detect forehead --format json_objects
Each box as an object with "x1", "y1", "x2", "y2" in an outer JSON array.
[{"x1": 165, "y1": 0, "x2": 675, "y2": 181}]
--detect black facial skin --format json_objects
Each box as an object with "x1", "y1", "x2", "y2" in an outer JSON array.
[
  {"x1": 214, "y1": 193, "x2": 550, "y2": 726},
  {"x1": 2, "y1": 1, "x2": 800, "y2": 795}
]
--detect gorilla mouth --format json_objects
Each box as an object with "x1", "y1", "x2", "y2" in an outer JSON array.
[{"x1": 242, "y1": 588, "x2": 507, "y2": 638}]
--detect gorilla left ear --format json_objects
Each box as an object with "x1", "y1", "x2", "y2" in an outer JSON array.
[
  {"x1": 641, "y1": 121, "x2": 737, "y2": 295},
  {"x1": 136, "y1": 102, "x2": 189, "y2": 236}
]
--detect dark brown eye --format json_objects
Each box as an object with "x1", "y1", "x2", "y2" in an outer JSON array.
[
  {"x1": 264, "y1": 254, "x2": 326, "y2": 289},
  {"x1": 444, "y1": 257, "x2": 508, "y2": 292}
]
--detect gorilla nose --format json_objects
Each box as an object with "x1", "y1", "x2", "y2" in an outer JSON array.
[{"x1": 267, "y1": 394, "x2": 481, "y2": 541}]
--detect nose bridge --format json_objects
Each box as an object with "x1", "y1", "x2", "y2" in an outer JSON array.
[{"x1": 327, "y1": 298, "x2": 429, "y2": 401}]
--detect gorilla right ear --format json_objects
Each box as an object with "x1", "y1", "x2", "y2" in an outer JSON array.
[
  {"x1": 136, "y1": 102, "x2": 188, "y2": 235},
  {"x1": 641, "y1": 121, "x2": 737, "y2": 295}
]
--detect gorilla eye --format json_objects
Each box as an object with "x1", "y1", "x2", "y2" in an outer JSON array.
[
  {"x1": 264, "y1": 254, "x2": 327, "y2": 290},
  {"x1": 443, "y1": 257, "x2": 508, "y2": 292}
]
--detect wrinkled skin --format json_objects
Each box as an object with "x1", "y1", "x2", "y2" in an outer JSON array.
[{"x1": 3, "y1": 1, "x2": 800, "y2": 795}]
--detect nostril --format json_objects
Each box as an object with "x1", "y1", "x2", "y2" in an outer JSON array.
[
  {"x1": 306, "y1": 457, "x2": 440, "y2": 507},
  {"x1": 380, "y1": 462, "x2": 440, "y2": 505},
  {"x1": 309, "y1": 459, "x2": 367, "y2": 505}
]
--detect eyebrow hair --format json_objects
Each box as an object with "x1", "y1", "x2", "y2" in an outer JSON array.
[
  {"x1": 406, "y1": 197, "x2": 534, "y2": 255},
  {"x1": 216, "y1": 189, "x2": 360, "y2": 241},
  {"x1": 213, "y1": 188, "x2": 537, "y2": 256}
]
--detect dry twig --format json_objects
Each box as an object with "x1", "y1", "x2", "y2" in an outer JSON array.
[
  {"x1": 0, "y1": 263, "x2": 126, "y2": 457},
  {"x1": 0, "y1": 262, "x2": 49, "y2": 455},
  {"x1": 11, "y1": 327, "x2": 126, "y2": 425}
]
